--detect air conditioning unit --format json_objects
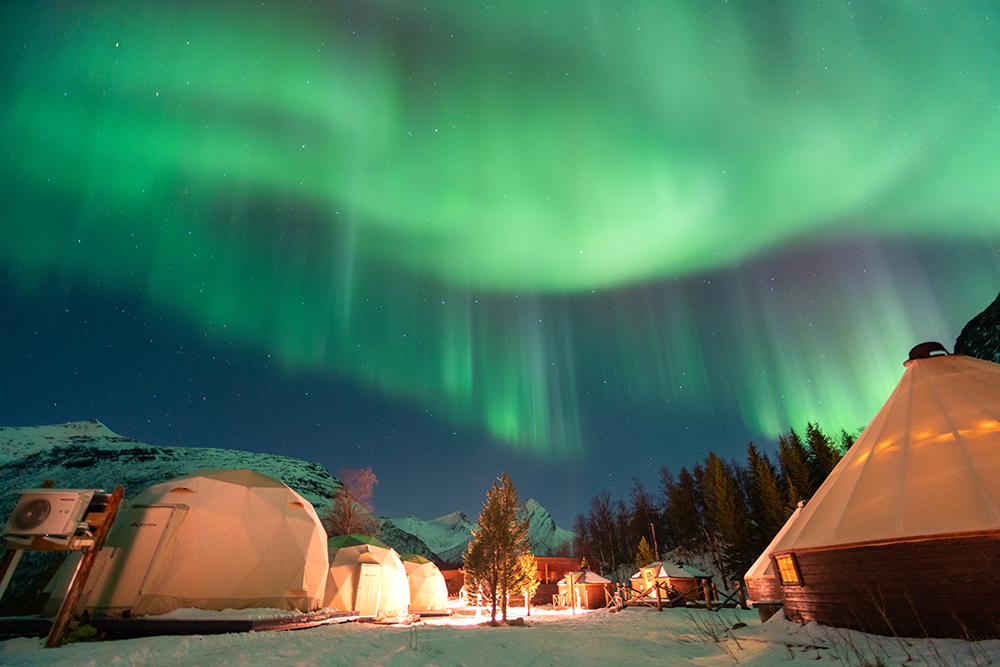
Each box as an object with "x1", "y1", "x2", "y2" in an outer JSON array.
[{"x1": 2, "y1": 489, "x2": 98, "y2": 538}]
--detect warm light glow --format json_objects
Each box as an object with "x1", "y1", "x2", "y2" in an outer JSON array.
[{"x1": 774, "y1": 555, "x2": 801, "y2": 586}]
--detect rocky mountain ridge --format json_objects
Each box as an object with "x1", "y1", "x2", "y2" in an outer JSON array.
[{"x1": 955, "y1": 291, "x2": 1000, "y2": 362}]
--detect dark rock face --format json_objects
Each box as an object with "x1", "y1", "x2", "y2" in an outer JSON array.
[{"x1": 955, "y1": 292, "x2": 1000, "y2": 363}]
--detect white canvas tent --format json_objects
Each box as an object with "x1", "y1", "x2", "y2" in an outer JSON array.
[
  {"x1": 743, "y1": 503, "x2": 803, "y2": 604},
  {"x1": 769, "y1": 349, "x2": 1000, "y2": 638},
  {"x1": 773, "y1": 353, "x2": 1000, "y2": 551},
  {"x1": 65, "y1": 469, "x2": 329, "y2": 618},
  {"x1": 399, "y1": 554, "x2": 448, "y2": 612},
  {"x1": 324, "y1": 534, "x2": 409, "y2": 617}
]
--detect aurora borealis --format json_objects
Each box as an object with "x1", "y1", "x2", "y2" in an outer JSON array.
[{"x1": 2, "y1": 2, "x2": 999, "y2": 525}]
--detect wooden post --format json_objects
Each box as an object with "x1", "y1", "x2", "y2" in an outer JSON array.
[
  {"x1": 0, "y1": 549, "x2": 24, "y2": 602},
  {"x1": 46, "y1": 486, "x2": 124, "y2": 649},
  {"x1": 702, "y1": 580, "x2": 714, "y2": 612},
  {"x1": 654, "y1": 580, "x2": 662, "y2": 611},
  {"x1": 735, "y1": 580, "x2": 748, "y2": 609}
]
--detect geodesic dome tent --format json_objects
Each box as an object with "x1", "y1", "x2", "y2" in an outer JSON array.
[
  {"x1": 399, "y1": 554, "x2": 448, "y2": 612},
  {"x1": 324, "y1": 534, "x2": 410, "y2": 617},
  {"x1": 67, "y1": 469, "x2": 329, "y2": 618}
]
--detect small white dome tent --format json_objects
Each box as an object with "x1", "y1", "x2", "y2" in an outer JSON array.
[
  {"x1": 324, "y1": 534, "x2": 409, "y2": 617},
  {"x1": 73, "y1": 469, "x2": 329, "y2": 618},
  {"x1": 399, "y1": 554, "x2": 448, "y2": 612},
  {"x1": 769, "y1": 346, "x2": 1000, "y2": 638}
]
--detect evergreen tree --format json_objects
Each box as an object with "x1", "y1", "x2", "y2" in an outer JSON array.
[
  {"x1": 839, "y1": 428, "x2": 857, "y2": 451},
  {"x1": 806, "y1": 422, "x2": 841, "y2": 478},
  {"x1": 705, "y1": 453, "x2": 754, "y2": 583},
  {"x1": 462, "y1": 472, "x2": 529, "y2": 623},
  {"x1": 658, "y1": 467, "x2": 679, "y2": 550},
  {"x1": 666, "y1": 467, "x2": 702, "y2": 548},
  {"x1": 748, "y1": 444, "x2": 787, "y2": 546},
  {"x1": 635, "y1": 536, "x2": 657, "y2": 567},
  {"x1": 779, "y1": 428, "x2": 816, "y2": 499},
  {"x1": 514, "y1": 551, "x2": 541, "y2": 616},
  {"x1": 784, "y1": 474, "x2": 803, "y2": 517},
  {"x1": 629, "y1": 478, "x2": 660, "y2": 560}
]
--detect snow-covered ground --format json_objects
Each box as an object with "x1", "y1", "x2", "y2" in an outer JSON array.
[{"x1": 2, "y1": 604, "x2": 997, "y2": 667}]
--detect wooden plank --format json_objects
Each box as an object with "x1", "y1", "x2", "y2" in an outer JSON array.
[
  {"x1": 0, "y1": 550, "x2": 23, "y2": 603},
  {"x1": 45, "y1": 486, "x2": 124, "y2": 648}
]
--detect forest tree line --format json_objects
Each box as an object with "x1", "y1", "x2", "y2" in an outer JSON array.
[{"x1": 571, "y1": 423, "x2": 856, "y2": 587}]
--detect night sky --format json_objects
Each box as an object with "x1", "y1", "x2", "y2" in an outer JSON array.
[{"x1": 2, "y1": 2, "x2": 998, "y2": 529}]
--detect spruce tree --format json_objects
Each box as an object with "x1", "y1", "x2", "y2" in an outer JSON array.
[
  {"x1": 635, "y1": 536, "x2": 657, "y2": 567},
  {"x1": 705, "y1": 453, "x2": 753, "y2": 583},
  {"x1": 779, "y1": 428, "x2": 816, "y2": 499},
  {"x1": 666, "y1": 467, "x2": 702, "y2": 548},
  {"x1": 806, "y1": 422, "x2": 841, "y2": 478},
  {"x1": 784, "y1": 475, "x2": 803, "y2": 517},
  {"x1": 748, "y1": 444, "x2": 787, "y2": 545},
  {"x1": 462, "y1": 472, "x2": 529, "y2": 623},
  {"x1": 839, "y1": 428, "x2": 857, "y2": 451}
]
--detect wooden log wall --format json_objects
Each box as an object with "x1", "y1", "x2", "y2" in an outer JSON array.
[{"x1": 777, "y1": 531, "x2": 1000, "y2": 639}]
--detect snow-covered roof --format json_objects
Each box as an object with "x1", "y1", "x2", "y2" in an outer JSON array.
[
  {"x1": 676, "y1": 563, "x2": 711, "y2": 578},
  {"x1": 571, "y1": 570, "x2": 611, "y2": 584},
  {"x1": 630, "y1": 561, "x2": 699, "y2": 580}
]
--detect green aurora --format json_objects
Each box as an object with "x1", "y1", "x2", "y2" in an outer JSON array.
[{"x1": 2, "y1": 2, "x2": 999, "y2": 458}]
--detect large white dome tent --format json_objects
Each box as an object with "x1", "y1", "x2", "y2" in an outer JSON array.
[{"x1": 62, "y1": 469, "x2": 329, "y2": 618}]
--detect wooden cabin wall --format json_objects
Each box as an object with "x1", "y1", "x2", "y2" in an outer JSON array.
[
  {"x1": 746, "y1": 577, "x2": 781, "y2": 603},
  {"x1": 778, "y1": 532, "x2": 1000, "y2": 639}
]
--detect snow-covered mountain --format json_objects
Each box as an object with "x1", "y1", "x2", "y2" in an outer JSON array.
[
  {"x1": 520, "y1": 498, "x2": 575, "y2": 557},
  {"x1": 388, "y1": 511, "x2": 479, "y2": 566},
  {"x1": 387, "y1": 498, "x2": 574, "y2": 566}
]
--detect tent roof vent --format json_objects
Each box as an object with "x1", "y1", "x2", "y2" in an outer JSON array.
[{"x1": 905, "y1": 341, "x2": 949, "y2": 366}]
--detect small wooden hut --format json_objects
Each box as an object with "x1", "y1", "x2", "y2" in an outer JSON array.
[
  {"x1": 629, "y1": 561, "x2": 712, "y2": 605},
  {"x1": 769, "y1": 346, "x2": 1000, "y2": 639},
  {"x1": 557, "y1": 570, "x2": 611, "y2": 610},
  {"x1": 531, "y1": 557, "x2": 599, "y2": 606}
]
